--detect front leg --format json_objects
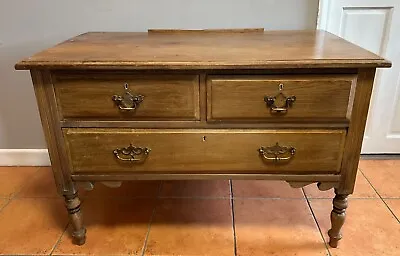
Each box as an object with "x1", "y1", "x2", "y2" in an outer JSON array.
[
  {"x1": 64, "y1": 192, "x2": 86, "y2": 245},
  {"x1": 328, "y1": 190, "x2": 349, "y2": 248}
]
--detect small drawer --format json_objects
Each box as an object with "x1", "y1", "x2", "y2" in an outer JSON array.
[
  {"x1": 64, "y1": 128, "x2": 346, "y2": 174},
  {"x1": 53, "y1": 73, "x2": 200, "y2": 120},
  {"x1": 207, "y1": 75, "x2": 356, "y2": 122}
]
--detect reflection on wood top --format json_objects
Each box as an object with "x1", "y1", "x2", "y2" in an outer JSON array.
[{"x1": 15, "y1": 30, "x2": 391, "y2": 70}]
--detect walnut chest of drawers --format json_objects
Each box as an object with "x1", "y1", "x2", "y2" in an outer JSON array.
[{"x1": 15, "y1": 29, "x2": 391, "y2": 248}]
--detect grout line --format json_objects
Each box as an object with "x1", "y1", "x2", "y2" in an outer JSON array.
[
  {"x1": 140, "y1": 182, "x2": 163, "y2": 256},
  {"x1": 306, "y1": 197, "x2": 382, "y2": 200},
  {"x1": 0, "y1": 254, "x2": 53, "y2": 256},
  {"x1": 11, "y1": 166, "x2": 42, "y2": 198},
  {"x1": 1, "y1": 170, "x2": 71, "y2": 256},
  {"x1": 302, "y1": 188, "x2": 332, "y2": 256},
  {"x1": 82, "y1": 195, "x2": 164, "y2": 200},
  {"x1": 12, "y1": 196, "x2": 62, "y2": 199},
  {"x1": 158, "y1": 196, "x2": 230, "y2": 199},
  {"x1": 50, "y1": 199, "x2": 88, "y2": 256},
  {"x1": 360, "y1": 170, "x2": 400, "y2": 223},
  {"x1": 0, "y1": 166, "x2": 41, "y2": 214},
  {"x1": 49, "y1": 221, "x2": 70, "y2": 256},
  {"x1": 229, "y1": 180, "x2": 237, "y2": 256},
  {"x1": 234, "y1": 197, "x2": 308, "y2": 200},
  {"x1": 0, "y1": 198, "x2": 11, "y2": 213}
]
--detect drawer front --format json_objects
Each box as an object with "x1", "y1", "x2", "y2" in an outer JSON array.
[
  {"x1": 53, "y1": 73, "x2": 200, "y2": 120},
  {"x1": 207, "y1": 75, "x2": 356, "y2": 121},
  {"x1": 64, "y1": 129, "x2": 346, "y2": 174}
]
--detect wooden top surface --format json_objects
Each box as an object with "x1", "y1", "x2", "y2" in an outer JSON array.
[{"x1": 15, "y1": 30, "x2": 391, "y2": 70}]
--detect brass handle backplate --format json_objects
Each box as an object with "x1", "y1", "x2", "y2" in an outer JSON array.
[
  {"x1": 264, "y1": 93, "x2": 296, "y2": 114},
  {"x1": 113, "y1": 144, "x2": 151, "y2": 163},
  {"x1": 258, "y1": 143, "x2": 296, "y2": 163},
  {"x1": 112, "y1": 83, "x2": 144, "y2": 111},
  {"x1": 264, "y1": 83, "x2": 296, "y2": 114}
]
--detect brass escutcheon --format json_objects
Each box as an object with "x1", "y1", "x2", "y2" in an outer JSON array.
[
  {"x1": 112, "y1": 83, "x2": 144, "y2": 111},
  {"x1": 264, "y1": 83, "x2": 296, "y2": 114}
]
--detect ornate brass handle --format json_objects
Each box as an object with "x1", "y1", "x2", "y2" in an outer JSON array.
[
  {"x1": 113, "y1": 144, "x2": 151, "y2": 162},
  {"x1": 264, "y1": 83, "x2": 296, "y2": 114},
  {"x1": 258, "y1": 143, "x2": 296, "y2": 163},
  {"x1": 264, "y1": 93, "x2": 296, "y2": 114},
  {"x1": 112, "y1": 83, "x2": 144, "y2": 111}
]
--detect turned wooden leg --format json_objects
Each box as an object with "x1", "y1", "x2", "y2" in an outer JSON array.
[
  {"x1": 64, "y1": 192, "x2": 86, "y2": 245},
  {"x1": 328, "y1": 191, "x2": 348, "y2": 248}
]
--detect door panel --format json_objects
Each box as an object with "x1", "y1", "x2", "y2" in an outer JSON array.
[{"x1": 318, "y1": 0, "x2": 400, "y2": 153}]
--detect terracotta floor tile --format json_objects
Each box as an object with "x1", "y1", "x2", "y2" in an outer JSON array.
[
  {"x1": 160, "y1": 180, "x2": 230, "y2": 198},
  {"x1": 16, "y1": 167, "x2": 59, "y2": 198},
  {"x1": 145, "y1": 199, "x2": 234, "y2": 256},
  {"x1": 359, "y1": 160, "x2": 400, "y2": 198},
  {"x1": 85, "y1": 180, "x2": 161, "y2": 198},
  {"x1": 384, "y1": 199, "x2": 400, "y2": 221},
  {"x1": 54, "y1": 198, "x2": 156, "y2": 255},
  {"x1": 0, "y1": 166, "x2": 39, "y2": 197},
  {"x1": 303, "y1": 171, "x2": 378, "y2": 199},
  {"x1": 310, "y1": 199, "x2": 400, "y2": 256},
  {"x1": 234, "y1": 199, "x2": 328, "y2": 256},
  {"x1": 0, "y1": 198, "x2": 68, "y2": 255},
  {"x1": 232, "y1": 180, "x2": 304, "y2": 198}
]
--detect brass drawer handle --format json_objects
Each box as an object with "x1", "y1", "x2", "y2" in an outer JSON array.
[
  {"x1": 264, "y1": 93, "x2": 296, "y2": 114},
  {"x1": 112, "y1": 83, "x2": 144, "y2": 111},
  {"x1": 258, "y1": 143, "x2": 296, "y2": 163},
  {"x1": 264, "y1": 83, "x2": 296, "y2": 114},
  {"x1": 113, "y1": 144, "x2": 151, "y2": 162}
]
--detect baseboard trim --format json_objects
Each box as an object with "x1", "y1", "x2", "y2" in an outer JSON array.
[{"x1": 0, "y1": 149, "x2": 50, "y2": 166}]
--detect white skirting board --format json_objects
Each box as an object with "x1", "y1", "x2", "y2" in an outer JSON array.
[{"x1": 0, "y1": 149, "x2": 50, "y2": 166}]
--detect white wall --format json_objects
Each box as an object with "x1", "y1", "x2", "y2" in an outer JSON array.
[{"x1": 0, "y1": 0, "x2": 318, "y2": 159}]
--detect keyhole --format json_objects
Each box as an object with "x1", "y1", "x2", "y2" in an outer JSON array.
[
  {"x1": 124, "y1": 83, "x2": 129, "y2": 90},
  {"x1": 279, "y1": 83, "x2": 284, "y2": 91},
  {"x1": 202, "y1": 136, "x2": 206, "y2": 142}
]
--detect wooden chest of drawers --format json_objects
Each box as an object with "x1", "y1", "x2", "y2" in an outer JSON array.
[{"x1": 15, "y1": 29, "x2": 390, "y2": 248}]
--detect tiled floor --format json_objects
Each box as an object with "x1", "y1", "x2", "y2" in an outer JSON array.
[{"x1": 0, "y1": 160, "x2": 399, "y2": 255}]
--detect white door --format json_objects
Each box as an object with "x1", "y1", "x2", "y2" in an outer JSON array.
[{"x1": 318, "y1": 0, "x2": 400, "y2": 153}]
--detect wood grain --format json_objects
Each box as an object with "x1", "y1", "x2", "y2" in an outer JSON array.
[
  {"x1": 328, "y1": 192, "x2": 349, "y2": 248},
  {"x1": 148, "y1": 28, "x2": 264, "y2": 33},
  {"x1": 207, "y1": 75, "x2": 356, "y2": 121},
  {"x1": 286, "y1": 181, "x2": 313, "y2": 188},
  {"x1": 17, "y1": 30, "x2": 391, "y2": 247},
  {"x1": 338, "y1": 69, "x2": 376, "y2": 194},
  {"x1": 72, "y1": 173, "x2": 340, "y2": 182},
  {"x1": 53, "y1": 73, "x2": 199, "y2": 120},
  {"x1": 15, "y1": 31, "x2": 391, "y2": 70},
  {"x1": 64, "y1": 193, "x2": 86, "y2": 245},
  {"x1": 63, "y1": 128, "x2": 346, "y2": 174},
  {"x1": 60, "y1": 120, "x2": 350, "y2": 129},
  {"x1": 30, "y1": 70, "x2": 75, "y2": 195}
]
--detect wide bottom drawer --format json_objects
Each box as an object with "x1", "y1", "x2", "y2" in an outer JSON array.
[{"x1": 63, "y1": 129, "x2": 346, "y2": 174}]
